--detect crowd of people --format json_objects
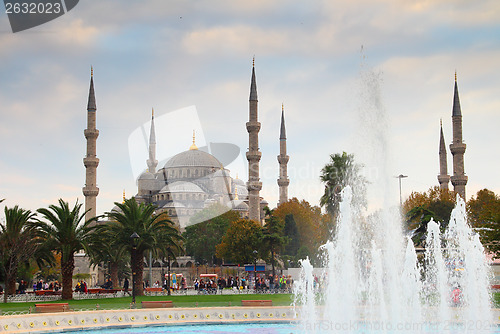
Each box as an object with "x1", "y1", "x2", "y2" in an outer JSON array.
[
  {"x1": 9, "y1": 272, "x2": 295, "y2": 296},
  {"x1": 192, "y1": 274, "x2": 294, "y2": 294}
]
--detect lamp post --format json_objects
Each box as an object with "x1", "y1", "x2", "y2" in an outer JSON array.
[
  {"x1": 130, "y1": 232, "x2": 140, "y2": 305},
  {"x1": 253, "y1": 250, "x2": 258, "y2": 292},
  {"x1": 395, "y1": 174, "x2": 408, "y2": 208},
  {"x1": 167, "y1": 249, "x2": 171, "y2": 296}
]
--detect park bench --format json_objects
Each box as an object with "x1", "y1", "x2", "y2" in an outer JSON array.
[
  {"x1": 35, "y1": 290, "x2": 61, "y2": 296},
  {"x1": 87, "y1": 288, "x2": 122, "y2": 296},
  {"x1": 35, "y1": 303, "x2": 69, "y2": 313},
  {"x1": 145, "y1": 287, "x2": 164, "y2": 295},
  {"x1": 241, "y1": 300, "x2": 273, "y2": 306},
  {"x1": 141, "y1": 300, "x2": 173, "y2": 308}
]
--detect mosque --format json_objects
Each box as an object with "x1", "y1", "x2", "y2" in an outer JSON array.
[{"x1": 83, "y1": 62, "x2": 290, "y2": 230}]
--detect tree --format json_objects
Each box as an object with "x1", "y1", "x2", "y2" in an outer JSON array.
[
  {"x1": 36, "y1": 199, "x2": 95, "y2": 300},
  {"x1": 105, "y1": 198, "x2": 183, "y2": 297},
  {"x1": 183, "y1": 204, "x2": 239, "y2": 265},
  {"x1": 405, "y1": 206, "x2": 436, "y2": 247},
  {"x1": 0, "y1": 206, "x2": 40, "y2": 302},
  {"x1": 283, "y1": 214, "x2": 300, "y2": 256},
  {"x1": 86, "y1": 227, "x2": 128, "y2": 288},
  {"x1": 467, "y1": 189, "x2": 500, "y2": 226},
  {"x1": 320, "y1": 152, "x2": 366, "y2": 219},
  {"x1": 216, "y1": 219, "x2": 262, "y2": 265},
  {"x1": 403, "y1": 186, "x2": 455, "y2": 243},
  {"x1": 274, "y1": 198, "x2": 330, "y2": 264},
  {"x1": 261, "y1": 207, "x2": 286, "y2": 277},
  {"x1": 467, "y1": 189, "x2": 500, "y2": 258}
]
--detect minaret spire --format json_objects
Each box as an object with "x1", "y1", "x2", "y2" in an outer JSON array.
[
  {"x1": 246, "y1": 58, "x2": 262, "y2": 223},
  {"x1": 277, "y1": 104, "x2": 290, "y2": 206},
  {"x1": 449, "y1": 73, "x2": 468, "y2": 199},
  {"x1": 437, "y1": 119, "x2": 450, "y2": 190},
  {"x1": 83, "y1": 67, "x2": 100, "y2": 221},
  {"x1": 146, "y1": 108, "x2": 158, "y2": 173}
]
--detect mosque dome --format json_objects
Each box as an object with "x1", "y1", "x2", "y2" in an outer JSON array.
[
  {"x1": 160, "y1": 181, "x2": 204, "y2": 193},
  {"x1": 164, "y1": 149, "x2": 222, "y2": 169}
]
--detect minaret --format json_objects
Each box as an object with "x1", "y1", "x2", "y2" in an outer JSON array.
[
  {"x1": 277, "y1": 104, "x2": 290, "y2": 206},
  {"x1": 437, "y1": 119, "x2": 450, "y2": 190},
  {"x1": 146, "y1": 108, "x2": 158, "y2": 173},
  {"x1": 449, "y1": 72, "x2": 468, "y2": 199},
  {"x1": 246, "y1": 58, "x2": 262, "y2": 222},
  {"x1": 83, "y1": 67, "x2": 99, "y2": 221}
]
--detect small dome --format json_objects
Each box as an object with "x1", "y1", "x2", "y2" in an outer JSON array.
[
  {"x1": 233, "y1": 177, "x2": 245, "y2": 186},
  {"x1": 235, "y1": 185, "x2": 248, "y2": 196},
  {"x1": 164, "y1": 149, "x2": 223, "y2": 169},
  {"x1": 227, "y1": 200, "x2": 249, "y2": 211},
  {"x1": 111, "y1": 205, "x2": 121, "y2": 213},
  {"x1": 138, "y1": 171, "x2": 155, "y2": 180},
  {"x1": 161, "y1": 181, "x2": 204, "y2": 193}
]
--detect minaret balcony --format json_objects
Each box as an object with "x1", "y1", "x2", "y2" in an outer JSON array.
[
  {"x1": 82, "y1": 186, "x2": 99, "y2": 197},
  {"x1": 83, "y1": 157, "x2": 100, "y2": 168},
  {"x1": 277, "y1": 178, "x2": 290, "y2": 187},
  {"x1": 449, "y1": 142, "x2": 466, "y2": 154},
  {"x1": 247, "y1": 181, "x2": 262, "y2": 191},
  {"x1": 277, "y1": 155, "x2": 289, "y2": 164},
  {"x1": 450, "y1": 175, "x2": 468, "y2": 186},
  {"x1": 246, "y1": 151, "x2": 262, "y2": 161},
  {"x1": 437, "y1": 175, "x2": 450, "y2": 184},
  {"x1": 246, "y1": 121, "x2": 261, "y2": 133},
  {"x1": 84, "y1": 129, "x2": 99, "y2": 139}
]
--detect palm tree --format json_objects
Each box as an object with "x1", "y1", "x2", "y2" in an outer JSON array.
[
  {"x1": 86, "y1": 227, "x2": 128, "y2": 288},
  {"x1": 320, "y1": 152, "x2": 366, "y2": 218},
  {"x1": 36, "y1": 199, "x2": 96, "y2": 300},
  {"x1": 105, "y1": 198, "x2": 183, "y2": 297},
  {"x1": 0, "y1": 206, "x2": 39, "y2": 302}
]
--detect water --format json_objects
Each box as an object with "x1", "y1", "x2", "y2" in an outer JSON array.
[
  {"x1": 294, "y1": 66, "x2": 493, "y2": 333},
  {"x1": 62, "y1": 322, "x2": 500, "y2": 334},
  {"x1": 64, "y1": 322, "x2": 296, "y2": 334}
]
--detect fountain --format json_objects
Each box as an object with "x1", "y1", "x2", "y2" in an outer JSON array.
[
  {"x1": 294, "y1": 66, "x2": 493, "y2": 333},
  {"x1": 295, "y1": 188, "x2": 493, "y2": 333}
]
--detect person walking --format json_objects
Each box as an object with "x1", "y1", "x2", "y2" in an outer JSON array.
[{"x1": 123, "y1": 277, "x2": 130, "y2": 296}]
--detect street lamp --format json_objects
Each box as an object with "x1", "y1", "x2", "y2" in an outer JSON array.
[
  {"x1": 395, "y1": 174, "x2": 408, "y2": 207},
  {"x1": 130, "y1": 232, "x2": 140, "y2": 305},
  {"x1": 253, "y1": 250, "x2": 258, "y2": 292},
  {"x1": 167, "y1": 248, "x2": 171, "y2": 296}
]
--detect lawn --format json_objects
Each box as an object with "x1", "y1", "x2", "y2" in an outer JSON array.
[
  {"x1": 1, "y1": 292, "x2": 497, "y2": 315},
  {"x1": 0, "y1": 293, "x2": 294, "y2": 314}
]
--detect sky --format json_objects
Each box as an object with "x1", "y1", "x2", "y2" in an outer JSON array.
[{"x1": 0, "y1": 0, "x2": 499, "y2": 217}]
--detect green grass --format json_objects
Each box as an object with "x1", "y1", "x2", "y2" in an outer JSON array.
[
  {"x1": 0, "y1": 293, "x2": 294, "y2": 314},
  {"x1": 2, "y1": 291, "x2": 496, "y2": 314},
  {"x1": 493, "y1": 292, "x2": 500, "y2": 308}
]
